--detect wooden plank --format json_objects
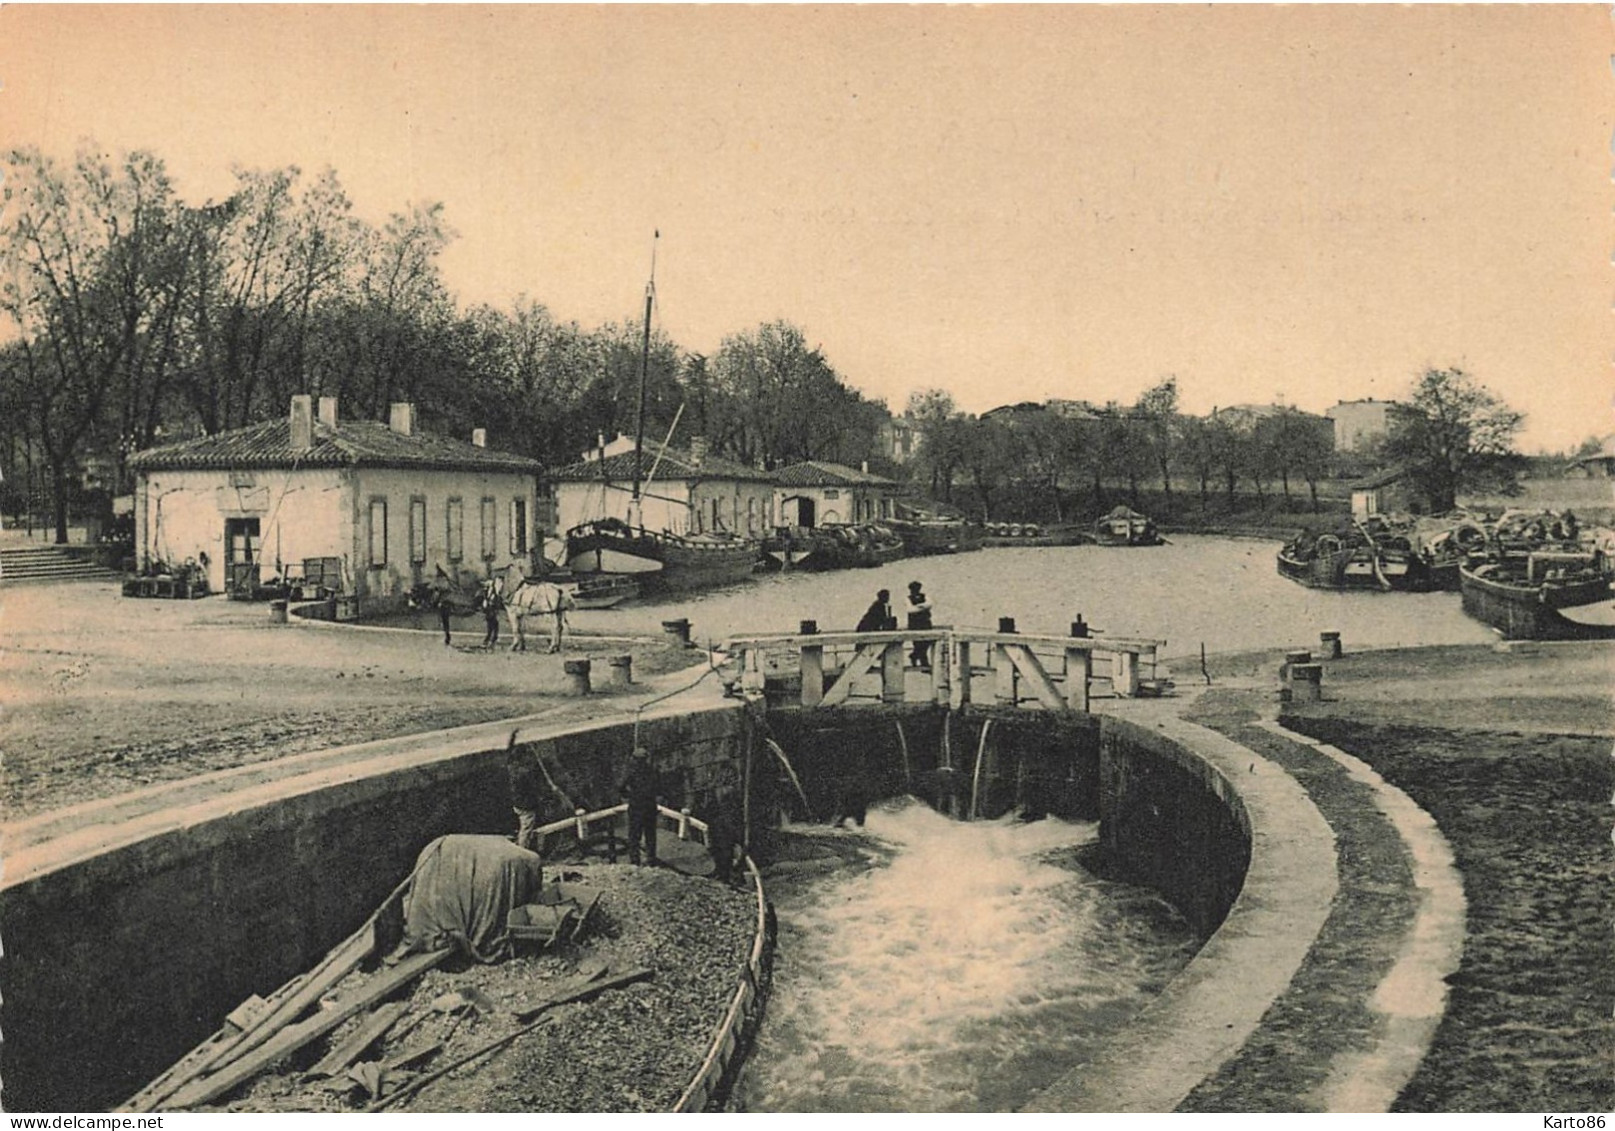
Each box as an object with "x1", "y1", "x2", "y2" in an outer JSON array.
[
  {"x1": 800, "y1": 644, "x2": 824, "y2": 707},
  {"x1": 1065, "y1": 647, "x2": 1092, "y2": 712},
  {"x1": 513, "y1": 965, "x2": 652, "y2": 1022},
  {"x1": 820, "y1": 643, "x2": 885, "y2": 706},
  {"x1": 880, "y1": 641, "x2": 905, "y2": 703},
  {"x1": 125, "y1": 922, "x2": 378, "y2": 1111},
  {"x1": 163, "y1": 949, "x2": 449, "y2": 1110},
  {"x1": 304, "y1": 1001, "x2": 409, "y2": 1080},
  {"x1": 1003, "y1": 644, "x2": 1067, "y2": 711}
]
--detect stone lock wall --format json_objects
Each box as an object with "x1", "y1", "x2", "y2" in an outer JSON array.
[
  {"x1": 0, "y1": 704, "x2": 749, "y2": 1113},
  {"x1": 1097, "y1": 717, "x2": 1252, "y2": 938}
]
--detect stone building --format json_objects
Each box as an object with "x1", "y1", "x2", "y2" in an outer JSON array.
[
  {"x1": 550, "y1": 435, "x2": 777, "y2": 539},
  {"x1": 128, "y1": 396, "x2": 540, "y2": 600}
]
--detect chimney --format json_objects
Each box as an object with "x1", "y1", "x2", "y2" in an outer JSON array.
[
  {"x1": 689, "y1": 436, "x2": 708, "y2": 467},
  {"x1": 388, "y1": 402, "x2": 415, "y2": 436},
  {"x1": 472, "y1": 428, "x2": 487, "y2": 448},
  {"x1": 290, "y1": 394, "x2": 314, "y2": 451},
  {"x1": 317, "y1": 396, "x2": 339, "y2": 430}
]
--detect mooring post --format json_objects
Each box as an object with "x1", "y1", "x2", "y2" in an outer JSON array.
[
  {"x1": 606, "y1": 654, "x2": 633, "y2": 689},
  {"x1": 662, "y1": 618, "x2": 692, "y2": 648},
  {"x1": 1282, "y1": 649, "x2": 1312, "y2": 684},
  {"x1": 1290, "y1": 662, "x2": 1324, "y2": 702},
  {"x1": 995, "y1": 617, "x2": 1018, "y2": 705},
  {"x1": 800, "y1": 633, "x2": 825, "y2": 708},
  {"x1": 1320, "y1": 631, "x2": 1343, "y2": 659},
  {"x1": 1115, "y1": 648, "x2": 1139, "y2": 697},
  {"x1": 1065, "y1": 642, "x2": 1092, "y2": 712},
  {"x1": 562, "y1": 658, "x2": 591, "y2": 696},
  {"x1": 881, "y1": 640, "x2": 906, "y2": 703}
]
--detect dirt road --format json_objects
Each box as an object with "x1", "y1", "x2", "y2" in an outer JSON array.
[{"x1": 0, "y1": 583, "x2": 698, "y2": 819}]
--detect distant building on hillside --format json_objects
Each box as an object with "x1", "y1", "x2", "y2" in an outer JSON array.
[
  {"x1": 878, "y1": 415, "x2": 922, "y2": 464},
  {"x1": 1326, "y1": 399, "x2": 1405, "y2": 453},
  {"x1": 1569, "y1": 436, "x2": 1615, "y2": 478},
  {"x1": 1044, "y1": 399, "x2": 1103, "y2": 420},
  {"x1": 1207, "y1": 403, "x2": 1287, "y2": 431}
]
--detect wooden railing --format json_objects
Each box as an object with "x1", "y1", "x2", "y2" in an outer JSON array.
[{"x1": 721, "y1": 626, "x2": 1167, "y2": 711}]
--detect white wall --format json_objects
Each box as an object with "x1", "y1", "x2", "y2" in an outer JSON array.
[
  {"x1": 137, "y1": 468, "x2": 351, "y2": 594},
  {"x1": 136, "y1": 465, "x2": 537, "y2": 596},
  {"x1": 353, "y1": 467, "x2": 538, "y2": 596}
]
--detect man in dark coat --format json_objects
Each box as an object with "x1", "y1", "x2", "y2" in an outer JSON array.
[
  {"x1": 906, "y1": 580, "x2": 933, "y2": 669},
  {"x1": 505, "y1": 729, "x2": 545, "y2": 853},
  {"x1": 619, "y1": 747, "x2": 661, "y2": 866},
  {"x1": 856, "y1": 589, "x2": 894, "y2": 633}
]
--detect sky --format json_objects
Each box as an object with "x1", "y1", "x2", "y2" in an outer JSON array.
[{"x1": 2, "y1": 4, "x2": 1611, "y2": 453}]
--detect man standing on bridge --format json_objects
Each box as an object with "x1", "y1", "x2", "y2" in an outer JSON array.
[{"x1": 907, "y1": 581, "x2": 934, "y2": 670}]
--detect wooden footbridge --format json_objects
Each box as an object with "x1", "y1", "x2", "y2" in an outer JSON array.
[{"x1": 722, "y1": 619, "x2": 1168, "y2": 712}]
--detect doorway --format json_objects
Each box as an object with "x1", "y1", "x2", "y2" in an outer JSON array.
[{"x1": 224, "y1": 517, "x2": 261, "y2": 597}]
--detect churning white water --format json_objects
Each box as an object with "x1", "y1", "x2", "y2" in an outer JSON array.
[{"x1": 737, "y1": 799, "x2": 1200, "y2": 1112}]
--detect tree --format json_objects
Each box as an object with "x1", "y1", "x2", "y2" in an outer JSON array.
[
  {"x1": 904, "y1": 387, "x2": 962, "y2": 498},
  {"x1": 1, "y1": 146, "x2": 186, "y2": 540},
  {"x1": 1133, "y1": 378, "x2": 1180, "y2": 501},
  {"x1": 1382, "y1": 367, "x2": 1525, "y2": 512}
]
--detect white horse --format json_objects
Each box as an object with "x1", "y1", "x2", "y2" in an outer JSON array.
[{"x1": 498, "y1": 565, "x2": 575, "y2": 653}]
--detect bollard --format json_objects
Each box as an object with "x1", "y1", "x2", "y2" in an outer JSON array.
[
  {"x1": 562, "y1": 658, "x2": 591, "y2": 696},
  {"x1": 998, "y1": 616, "x2": 1017, "y2": 634},
  {"x1": 606, "y1": 653, "x2": 633, "y2": 689},
  {"x1": 799, "y1": 619, "x2": 819, "y2": 635},
  {"x1": 1281, "y1": 649, "x2": 1312, "y2": 683},
  {"x1": 1320, "y1": 631, "x2": 1342, "y2": 659},
  {"x1": 662, "y1": 618, "x2": 691, "y2": 648},
  {"x1": 269, "y1": 599, "x2": 288, "y2": 624},
  {"x1": 1070, "y1": 616, "x2": 1089, "y2": 639},
  {"x1": 1289, "y1": 662, "x2": 1323, "y2": 703}
]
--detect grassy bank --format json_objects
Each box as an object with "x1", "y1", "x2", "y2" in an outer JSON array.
[{"x1": 1282, "y1": 718, "x2": 1614, "y2": 1111}]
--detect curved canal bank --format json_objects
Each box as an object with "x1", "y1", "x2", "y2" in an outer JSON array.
[{"x1": 3, "y1": 568, "x2": 1607, "y2": 1111}]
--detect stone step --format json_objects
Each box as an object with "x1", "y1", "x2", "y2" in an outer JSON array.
[{"x1": 1, "y1": 547, "x2": 122, "y2": 584}]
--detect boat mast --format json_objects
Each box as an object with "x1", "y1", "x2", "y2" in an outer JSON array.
[{"x1": 630, "y1": 231, "x2": 658, "y2": 529}]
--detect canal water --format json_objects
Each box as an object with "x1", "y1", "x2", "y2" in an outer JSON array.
[
  {"x1": 570, "y1": 534, "x2": 1496, "y2": 660},
  {"x1": 733, "y1": 802, "x2": 1201, "y2": 1112},
  {"x1": 570, "y1": 535, "x2": 1491, "y2": 1111}
]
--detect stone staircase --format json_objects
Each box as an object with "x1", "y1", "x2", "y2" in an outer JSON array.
[{"x1": 1, "y1": 545, "x2": 123, "y2": 585}]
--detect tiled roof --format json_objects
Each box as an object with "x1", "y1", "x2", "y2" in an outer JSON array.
[
  {"x1": 551, "y1": 441, "x2": 774, "y2": 484},
  {"x1": 773, "y1": 460, "x2": 897, "y2": 488},
  {"x1": 1349, "y1": 465, "x2": 1407, "y2": 490},
  {"x1": 128, "y1": 418, "x2": 542, "y2": 473}
]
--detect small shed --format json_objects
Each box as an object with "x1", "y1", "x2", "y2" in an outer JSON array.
[{"x1": 1349, "y1": 466, "x2": 1416, "y2": 521}]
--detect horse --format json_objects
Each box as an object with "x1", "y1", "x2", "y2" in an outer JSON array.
[{"x1": 497, "y1": 563, "x2": 575, "y2": 653}]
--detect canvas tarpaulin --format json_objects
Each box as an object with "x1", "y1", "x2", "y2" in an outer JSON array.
[{"x1": 401, "y1": 834, "x2": 546, "y2": 963}]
